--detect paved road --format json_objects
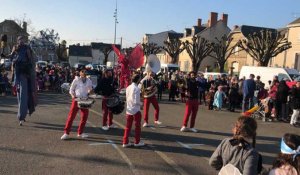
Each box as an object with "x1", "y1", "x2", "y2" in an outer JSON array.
[{"x1": 0, "y1": 92, "x2": 299, "y2": 175}]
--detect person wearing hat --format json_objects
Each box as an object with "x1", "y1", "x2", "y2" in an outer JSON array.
[
  {"x1": 138, "y1": 65, "x2": 162, "y2": 127},
  {"x1": 8, "y1": 36, "x2": 36, "y2": 126},
  {"x1": 61, "y1": 69, "x2": 93, "y2": 140}
]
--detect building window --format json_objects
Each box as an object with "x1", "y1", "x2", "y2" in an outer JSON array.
[
  {"x1": 234, "y1": 46, "x2": 239, "y2": 55},
  {"x1": 3, "y1": 26, "x2": 9, "y2": 32},
  {"x1": 184, "y1": 61, "x2": 189, "y2": 72}
]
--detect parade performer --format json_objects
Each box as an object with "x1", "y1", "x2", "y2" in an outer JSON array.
[
  {"x1": 7, "y1": 36, "x2": 36, "y2": 126},
  {"x1": 122, "y1": 74, "x2": 145, "y2": 147},
  {"x1": 180, "y1": 71, "x2": 199, "y2": 132},
  {"x1": 98, "y1": 69, "x2": 117, "y2": 131},
  {"x1": 61, "y1": 69, "x2": 93, "y2": 140},
  {"x1": 112, "y1": 44, "x2": 144, "y2": 91},
  {"x1": 139, "y1": 67, "x2": 162, "y2": 127}
]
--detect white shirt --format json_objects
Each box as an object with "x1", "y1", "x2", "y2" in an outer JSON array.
[
  {"x1": 126, "y1": 83, "x2": 142, "y2": 115},
  {"x1": 69, "y1": 76, "x2": 93, "y2": 98}
]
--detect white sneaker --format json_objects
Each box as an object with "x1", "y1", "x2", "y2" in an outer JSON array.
[
  {"x1": 134, "y1": 141, "x2": 145, "y2": 147},
  {"x1": 102, "y1": 126, "x2": 109, "y2": 131},
  {"x1": 154, "y1": 121, "x2": 162, "y2": 125},
  {"x1": 77, "y1": 133, "x2": 88, "y2": 138},
  {"x1": 143, "y1": 123, "x2": 149, "y2": 127},
  {"x1": 109, "y1": 124, "x2": 118, "y2": 128},
  {"x1": 122, "y1": 143, "x2": 132, "y2": 148},
  {"x1": 180, "y1": 126, "x2": 187, "y2": 132},
  {"x1": 61, "y1": 133, "x2": 69, "y2": 140},
  {"x1": 189, "y1": 128, "x2": 198, "y2": 133}
]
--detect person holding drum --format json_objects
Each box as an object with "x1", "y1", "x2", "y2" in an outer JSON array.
[
  {"x1": 139, "y1": 69, "x2": 162, "y2": 127},
  {"x1": 61, "y1": 69, "x2": 93, "y2": 140},
  {"x1": 98, "y1": 69, "x2": 117, "y2": 131},
  {"x1": 122, "y1": 74, "x2": 145, "y2": 147}
]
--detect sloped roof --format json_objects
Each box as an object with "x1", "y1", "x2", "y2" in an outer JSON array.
[
  {"x1": 0, "y1": 19, "x2": 29, "y2": 36},
  {"x1": 91, "y1": 42, "x2": 121, "y2": 50},
  {"x1": 146, "y1": 30, "x2": 183, "y2": 46},
  {"x1": 69, "y1": 45, "x2": 92, "y2": 57},
  {"x1": 240, "y1": 25, "x2": 277, "y2": 38},
  {"x1": 288, "y1": 17, "x2": 300, "y2": 25}
]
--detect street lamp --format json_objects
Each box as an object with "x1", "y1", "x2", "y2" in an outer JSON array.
[{"x1": 113, "y1": 0, "x2": 118, "y2": 67}]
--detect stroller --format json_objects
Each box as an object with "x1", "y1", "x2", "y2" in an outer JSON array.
[{"x1": 243, "y1": 97, "x2": 272, "y2": 122}]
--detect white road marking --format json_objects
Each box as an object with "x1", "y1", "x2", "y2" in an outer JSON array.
[
  {"x1": 176, "y1": 141, "x2": 192, "y2": 149},
  {"x1": 89, "y1": 142, "x2": 111, "y2": 146},
  {"x1": 89, "y1": 109, "x2": 190, "y2": 175}
]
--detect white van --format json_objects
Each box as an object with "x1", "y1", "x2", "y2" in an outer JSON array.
[
  {"x1": 239, "y1": 66, "x2": 300, "y2": 88},
  {"x1": 160, "y1": 64, "x2": 179, "y2": 73},
  {"x1": 203, "y1": 72, "x2": 228, "y2": 80}
]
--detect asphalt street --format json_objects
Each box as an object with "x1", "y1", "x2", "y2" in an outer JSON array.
[{"x1": 0, "y1": 92, "x2": 299, "y2": 175}]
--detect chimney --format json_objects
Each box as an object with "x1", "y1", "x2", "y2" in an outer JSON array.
[
  {"x1": 208, "y1": 12, "x2": 218, "y2": 27},
  {"x1": 22, "y1": 22, "x2": 27, "y2": 32},
  {"x1": 197, "y1": 18, "x2": 202, "y2": 27},
  {"x1": 221, "y1": 13, "x2": 228, "y2": 26}
]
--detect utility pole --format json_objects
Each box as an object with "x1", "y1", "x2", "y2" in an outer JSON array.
[{"x1": 113, "y1": 0, "x2": 118, "y2": 67}]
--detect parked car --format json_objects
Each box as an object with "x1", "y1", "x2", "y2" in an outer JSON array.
[
  {"x1": 74, "y1": 63, "x2": 86, "y2": 70},
  {"x1": 60, "y1": 62, "x2": 70, "y2": 68},
  {"x1": 36, "y1": 61, "x2": 48, "y2": 68},
  {"x1": 0, "y1": 58, "x2": 12, "y2": 70},
  {"x1": 203, "y1": 72, "x2": 228, "y2": 80}
]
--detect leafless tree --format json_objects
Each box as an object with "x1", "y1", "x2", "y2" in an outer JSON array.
[{"x1": 162, "y1": 38, "x2": 185, "y2": 64}]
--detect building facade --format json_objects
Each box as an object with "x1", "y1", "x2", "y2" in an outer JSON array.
[
  {"x1": 0, "y1": 20, "x2": 29, "y2": 55},
  {"x1": 178, "y1": 12, "x2": 231, "y2": 72}
]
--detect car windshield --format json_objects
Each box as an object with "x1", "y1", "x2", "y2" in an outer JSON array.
[{"x1": 289, "y1": 74, "x2": 300, "y2": 81}]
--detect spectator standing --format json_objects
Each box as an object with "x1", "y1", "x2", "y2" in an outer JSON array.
[{"x1": 242, "y1": 74, "x2": 256, "y2": 113}]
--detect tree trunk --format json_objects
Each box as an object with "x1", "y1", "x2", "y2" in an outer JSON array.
[
  {"x1": 219, "y1": 62, "x2": 225, "y2": 73},
  {"x1": 103, "y1": 56, "x2": 108, "y2": 65}
]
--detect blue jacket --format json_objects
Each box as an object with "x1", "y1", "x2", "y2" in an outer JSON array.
[{"x1": 243, "y1": 79, "x2": 256, "y2": 97}]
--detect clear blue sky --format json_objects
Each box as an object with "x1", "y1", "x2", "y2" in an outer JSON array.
[{"x1": 1, "y1": 0, "x2": 299, "y2": 47}]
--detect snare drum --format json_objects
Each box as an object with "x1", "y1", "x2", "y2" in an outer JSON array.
[
  {"x1": 106, "y1": 94, "x2": 125, "y2": 115},
  {"x1": 76, "y1": 99, "x2": 95, "y2": 109}
]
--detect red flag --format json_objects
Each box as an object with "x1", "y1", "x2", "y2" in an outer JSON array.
[{"x1": 112, "y1": 44, "x2": 125, "y2": 62}]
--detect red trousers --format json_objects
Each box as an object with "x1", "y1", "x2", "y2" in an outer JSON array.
[
  {"x1": 64, "y1": 99, "x2": 89, "y2": 135},
  {"x1": 182, "y1": 99, "x2": 199, "y2": 128},
  {"x1": 123, "y1": 112, "x2": 142, "y2": 144},
  {"x1": 102, "y1": 98, "x2": 113, "y2": 126},
  {"x1": 143, "y1": 96, "x2": 159, "y2": 123}
]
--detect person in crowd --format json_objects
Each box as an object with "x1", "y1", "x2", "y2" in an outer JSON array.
[
  {"x1": 267, "y1": 80, "x2": 280, "y2": 120},
  {"x1": 9, "y1": 36, "x2": 36, "y2": 126},
  {"x1": 213, "y1": 85, "x2": 227, "y2": 111},
  {"x1": 180, "y1": 71, "x2": 199, "y2": 133},
  {"x1": 257, "y1": 83, "x2": 268, "y2": 102},
  {"x1": 197, "y1": 73, "x2": 207, "y2": 105},
  {"x1": 206, "y1": 86, "x2": 215, "y2": 110},
  {"x1": 139, "y1": 70, "x2": 162, "y2": 127},
  {"x1": 61, "y1": 69, "x2": 93, "y2": 140},
  {"x1": 276, "y1": 80, "x2": 290, "y2": 122},
  {"x1": 269, "y1": 133, "x2": 300, "y2": 175},
  {"x1": 168, "y1": 74, "x2": 177, "y2": 101},
  {"x1": 122, "y1": 74, "x2": 145, "y2": 148},
  {"x1": 290, "y1": 81, "x2": 300, "y2": 127},
  {"x1": 228, "y1": 76, "x2": 239, "y2": 112},
  {"x1": 177, "y1": 76, "x2": 187, "y2": 103},
  {"x1": 242, "y1": 74, "x2": 256, "y2": 113},
  {"x1": 209, "y1": 116, "x2": 262, "y2": 175},
  {"x1": 157, "y1": 75, "x2": 164, "y2": 101},
  {"x1": 97, "y1": 69, "x2": 117, "y2": 131}
]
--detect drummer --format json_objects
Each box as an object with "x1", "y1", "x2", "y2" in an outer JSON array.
[
  {"x1": 61, "y1": 69, "x2": 93, "y2": 140},
  {"x1": 98, "y1": 69, "x2": 117, "y2": 131}
]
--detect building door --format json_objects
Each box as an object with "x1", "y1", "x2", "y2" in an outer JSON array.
[{"x1": 295, "y1": 53, "x2": 300, "y2": 71}]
